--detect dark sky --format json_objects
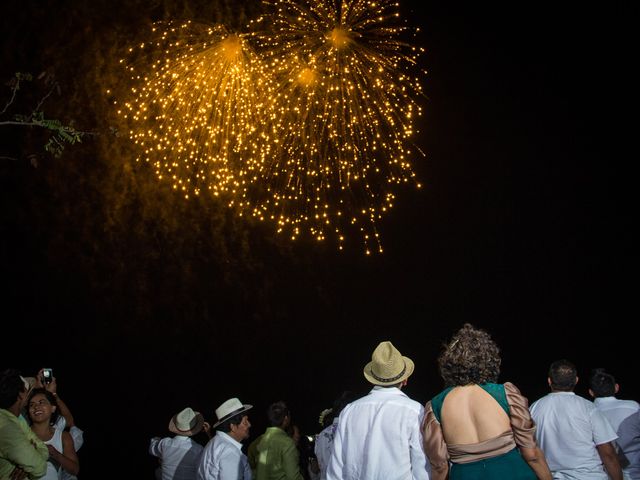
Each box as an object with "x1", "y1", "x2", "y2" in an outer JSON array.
[{"x1": 0, "y1": 1, "x2": 633, "y2": 478}]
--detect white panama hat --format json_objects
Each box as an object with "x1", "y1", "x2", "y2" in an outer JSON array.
[{"x1": 213, "y1": 398, "x2": 253, "y2": 428}]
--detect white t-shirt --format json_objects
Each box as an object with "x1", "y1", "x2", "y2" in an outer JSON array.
[
  {"x1": 594, "y1": 397, "x2": 640, "y2": 479},
  {"x1": 530, "y1": 391, "x2": 618, "y2": 479}
]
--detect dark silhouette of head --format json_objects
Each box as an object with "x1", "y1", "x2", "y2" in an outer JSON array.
[
  {"x1": 589, "y1": 368, "x2": 617, "y2": 398},
  {"x1": 267, "y1": 401, "x2": 290, "y2": 428}
]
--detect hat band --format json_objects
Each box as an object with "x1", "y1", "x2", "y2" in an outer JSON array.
[
  {"x1": 217, "y1": 406, "x2": 246, "y2": 424},
  {"x1": 370, "y1": 361, "x2": 407, "y2": 383}
]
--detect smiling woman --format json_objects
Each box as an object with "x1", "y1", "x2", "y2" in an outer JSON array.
[{"x1": 27, "y1": 388, "x2": 80, "y2": 480}]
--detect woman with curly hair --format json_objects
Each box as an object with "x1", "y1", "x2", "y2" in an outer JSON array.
[{"x1": 422, "y1": 324, "x2": 552, "y2": 480}]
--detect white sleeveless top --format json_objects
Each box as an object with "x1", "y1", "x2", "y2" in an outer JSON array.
[{"x1": 42, "y1": 427, "x2": 64, "y2": 480}]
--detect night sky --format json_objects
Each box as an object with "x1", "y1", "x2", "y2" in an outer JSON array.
[{"x1": 1, "y1": 1, "x2": 633, "y2": 478}]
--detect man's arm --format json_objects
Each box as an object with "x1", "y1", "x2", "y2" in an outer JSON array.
[
  {"x1": 519, "y1": 446, "x2": 552, "y2": 480},
  {"x1": 596, "y1": 441, "x2": 623, "y2": 480},
  {"x1": 281, "y1": 440, "x2": 304, "y2": 480},
  {"x1": 410, "y1": 409, "x2": 430, "y2": 480},
  {"x1": 149, "y1": 437, "x2": 164, "y2": 457},
  {"x1": 247, "y1": 437, "x2": 258, "y2": 473},
  {"x1": 0, "y1": 421, "x2": 48, "y2": 478},
  {"x1": 325, "y1": 421, "x2": 344, "y2": 480}
]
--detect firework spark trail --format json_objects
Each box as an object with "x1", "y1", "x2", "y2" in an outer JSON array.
[
  {"x1": 246, "y1": 0, "x2": 425, "y2": 253},
  {"x1": 117, "y1": 21, "x2": 276, "y2": 200}
]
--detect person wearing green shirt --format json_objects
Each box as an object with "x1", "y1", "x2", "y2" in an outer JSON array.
[
  {"x1": 248, "y1": 401, "x2": 304, "y2": 480},
  {"x1": 0, "y1": 369, "x2": 48, "y2": 480}
]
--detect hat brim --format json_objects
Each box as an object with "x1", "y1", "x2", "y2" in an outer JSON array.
[
  {"x1": 168, "y1": 411, "x2": 205, "y2": 437},
  {"x1": 213, "y1": 404, "x2": 253, "y2": 428},
  {"x1": 363, "y1": 356, "x2": 415, "y2": 386}
]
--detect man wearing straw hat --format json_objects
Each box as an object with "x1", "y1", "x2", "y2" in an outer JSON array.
[
  {"x1": 326, "y1": 341, "x2": 430, "y2": 480},
  {"x1": 150, "y1": 406, "x2": 208, "y2": 480},
  {"x1": 198, "y1": 397, "x2": 253, "y2": 480}
]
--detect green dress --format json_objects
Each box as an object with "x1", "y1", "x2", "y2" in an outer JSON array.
[{"x1": 430, "y1": 383, "x2": 537, "y2": 480}]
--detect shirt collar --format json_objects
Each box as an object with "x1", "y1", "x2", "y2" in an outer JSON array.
[
  {"x1": 371, "y1": 386, "x2": 407, "y2": 396},
  {"x1": 594, "y1": 396, "x2": 617, "y2": 404},
  {"x1": 217, "y1": 430, "x2": 243, "y2": 449}
]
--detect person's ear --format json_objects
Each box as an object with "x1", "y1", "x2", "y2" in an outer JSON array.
[
  {"x1": 588, "y1": 388, "x2": 595, "y2": 398},
  {"x1": 615, "y1": 383, "x2": 620, "y2": 394},
  {"x1": 547, "y1": 377, "x2": 552, "y2": 387}
]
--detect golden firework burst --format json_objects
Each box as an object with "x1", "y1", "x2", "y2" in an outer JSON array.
[
  {"x1": 245, "y1": 0, "x2": 425, "y2": 253},
  {"x1": 117, "y1": 21, "x2": 276, "y2": 200},
  {"x1": 115, "y1": 0, "x2": 426, "y2": 254}
]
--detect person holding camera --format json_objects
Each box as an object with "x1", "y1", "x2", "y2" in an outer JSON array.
[
  {"x1": 26, "y1": 387, "x2": 80, "y2": 480},
  {"x1": 27, "y1": 368, "x2": 82, "y2": 480}
]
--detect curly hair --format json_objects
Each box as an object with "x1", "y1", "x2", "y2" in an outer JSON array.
[{"x1": 438, "y1": 323, "x2": 501, "y2": 386}]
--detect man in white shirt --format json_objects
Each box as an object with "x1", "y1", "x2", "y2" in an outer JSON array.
[
  {"x1": 530, "y1": 359, "x2": 623, "y2": 480},
  {"x1": 326, "y1": 341, "x2": 430, "y2": 480},
  {"x1": 150, "y1": 406, "x2": 208, "y2": 480},
  {"x1": 589, "y1": 368, "x2": 640, "y2": 479},
  {"x1": 198, "y1": 397, "x2": 253, "y2": 480}
]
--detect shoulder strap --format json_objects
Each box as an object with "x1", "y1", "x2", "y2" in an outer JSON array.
[
  {"x1": 480, "y1": 383, "x2": 510, "y2": 414},
  {"x1": 430, "y1": 387, "x2": 454, "y2": 423}
]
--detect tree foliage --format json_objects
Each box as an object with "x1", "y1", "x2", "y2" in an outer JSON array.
[{"x1": 1, "y1": 72, "x2": 86, "y2": 162}]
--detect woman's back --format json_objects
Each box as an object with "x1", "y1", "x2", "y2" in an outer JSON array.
[{"x1": 440, "y1": 385, "x2": 511, "y2": 445}]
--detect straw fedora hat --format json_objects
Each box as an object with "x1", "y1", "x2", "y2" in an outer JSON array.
[
  {"x1": 363, "y1": 341, "x2": 414, "y2": 386},
  {"x1": 213, "y1": 398, "x2": 253, "y2": 428},
  {"x1": 168, "y1": 407, "x2": 205, "y2": 436}
]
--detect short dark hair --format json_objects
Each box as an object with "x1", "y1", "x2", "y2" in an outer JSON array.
[
  {"x1": 0, "y1": 368, "x2": 25, "y2": 409},
  {"x1": 267, "y1": 401, "x2": 290, "y2": 427},
  {"x1": 216, "y1": 413, "x2": 246, "y2": 434},
  {"x1": 589, "y1": 368, "x2": 616, "y2": 397},
  {"x1": 549, "y1": 359, "x2": 577, "y2": 391}
]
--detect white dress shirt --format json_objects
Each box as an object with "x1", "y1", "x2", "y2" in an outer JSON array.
[
  {"x1": 149, "y1": 435, "x2": 204, "y2": 480},
  {"x1": 326, "y1": 386, "x2": 430, "y2": 480},
  {"x1": 530, "y1": 391, "x2": 618, "y2": 479},
  {"x1": 594, "y1": 396, "x2": 640, "y2": 479},
  {"x1": 197, "y1": 431, "x2": 252, "y2": 480}
]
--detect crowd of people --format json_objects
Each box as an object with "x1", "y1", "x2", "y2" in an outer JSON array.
[{"x1": 2, "y1": 323, "x2": 639, "y2": 479}]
